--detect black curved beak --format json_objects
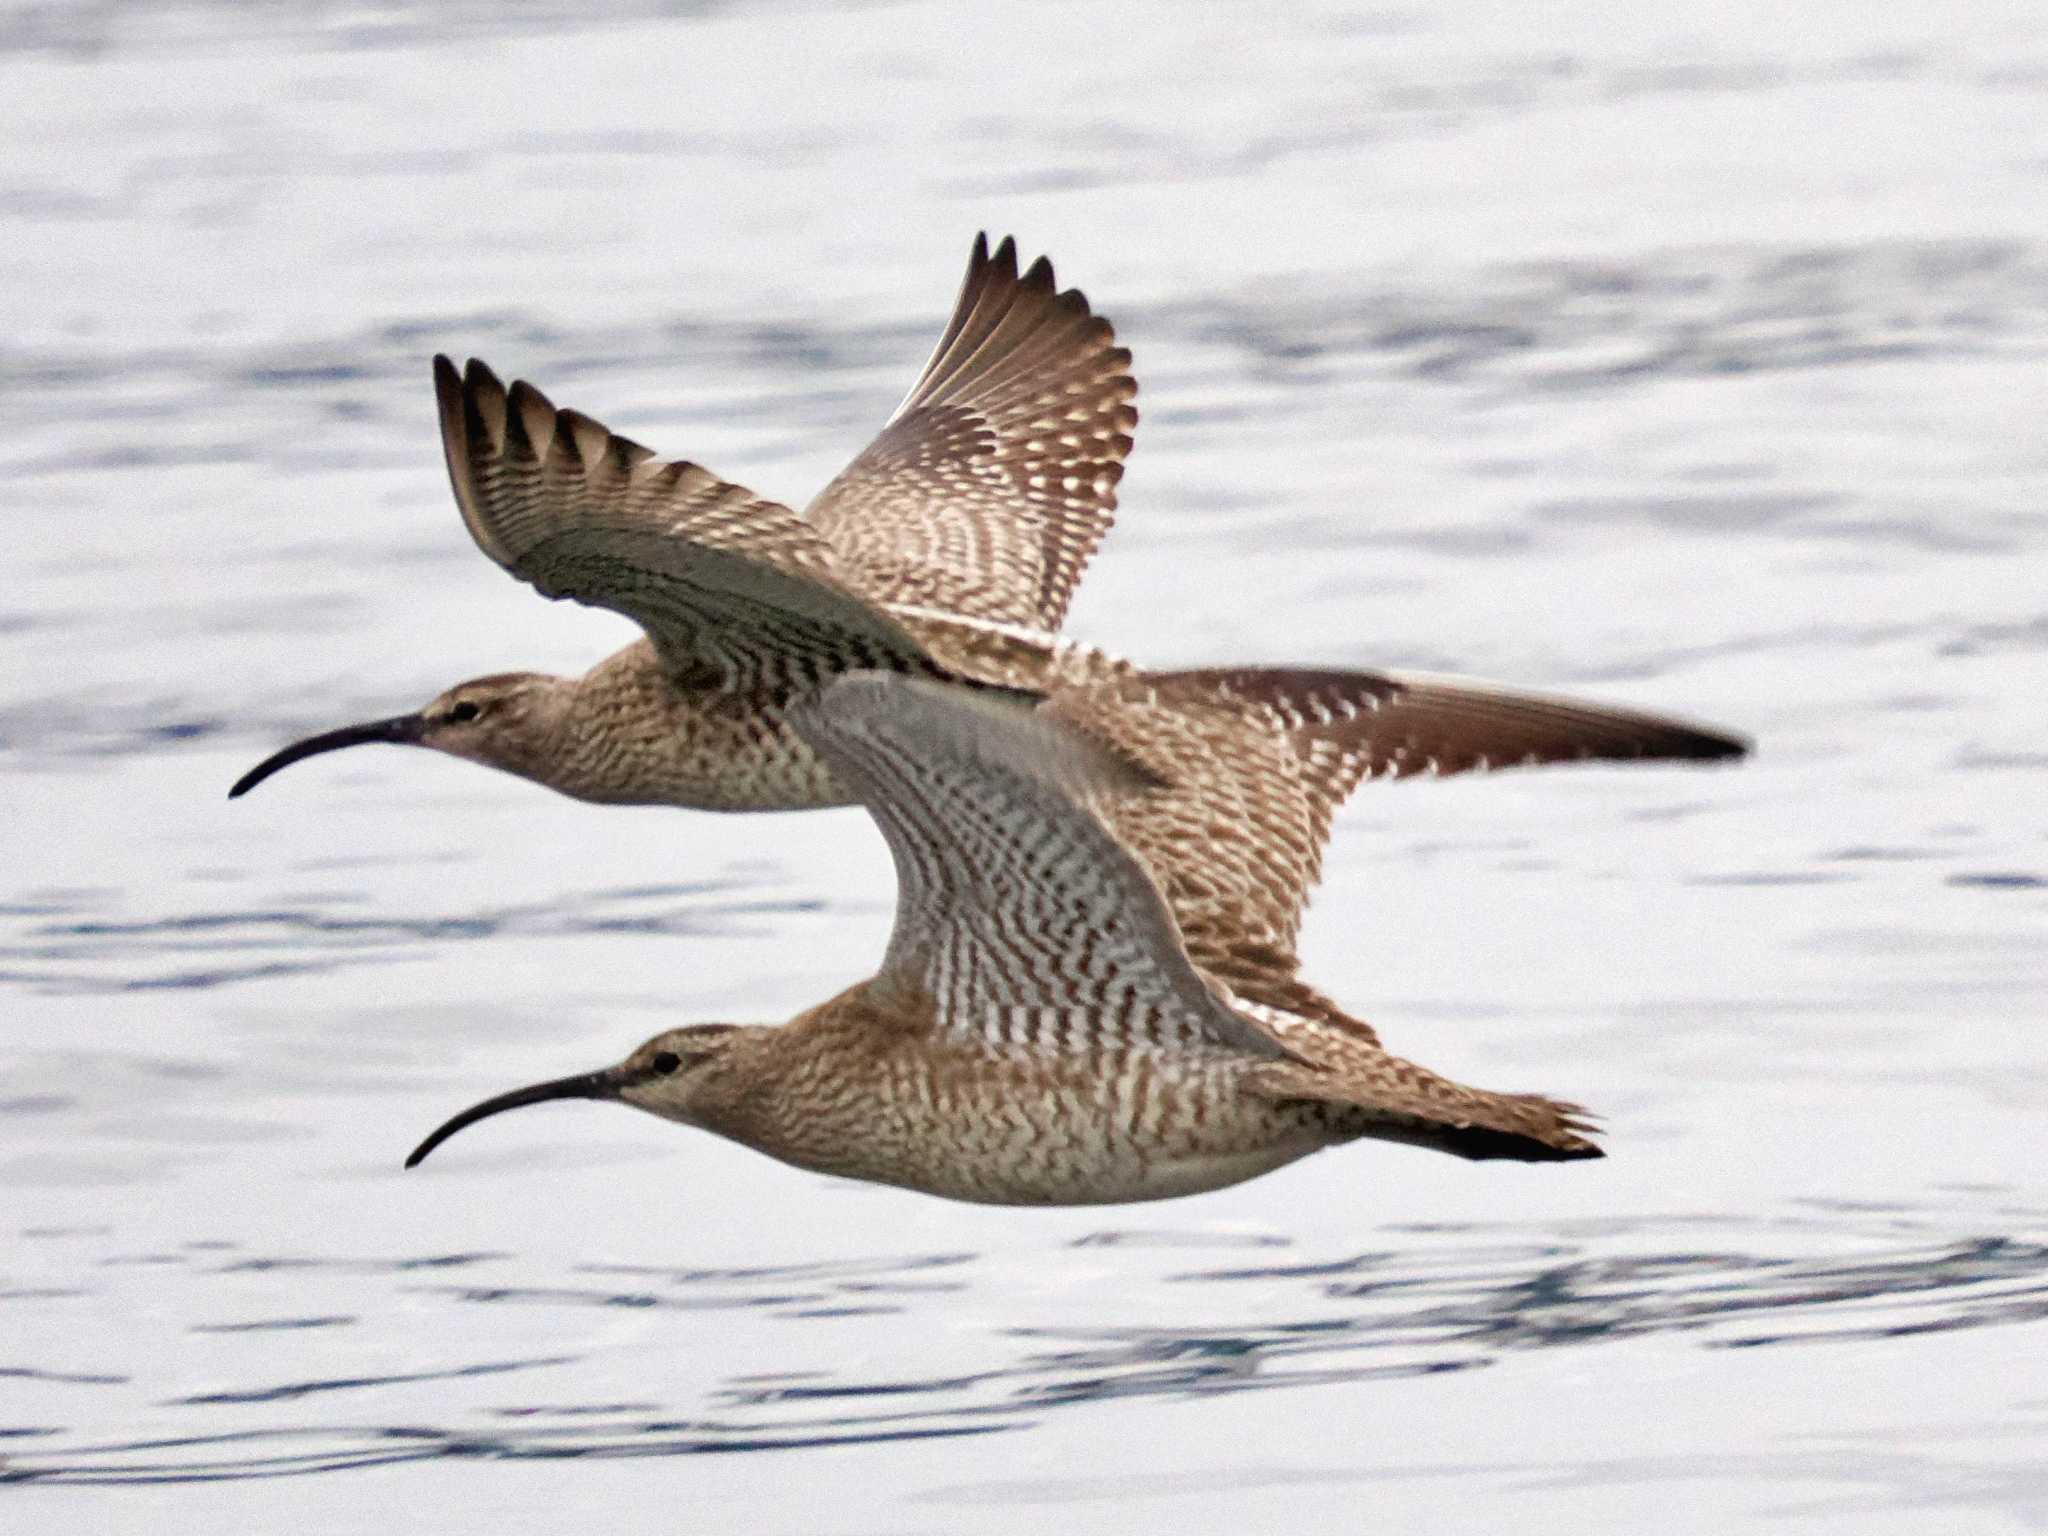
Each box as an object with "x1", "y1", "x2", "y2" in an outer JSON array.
[
  {"x1": 229, "y1": 714, "x2": 429, "y2": 799},
  {"x1": 404, "y1": 1068, "x2": 626, "y2": 1169}
]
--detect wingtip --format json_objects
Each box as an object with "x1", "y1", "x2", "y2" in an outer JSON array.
[
  {"x1": 968, "y1": 234, "x2": 1070, "y2": 301},
  {"x1": 505, "y1": 376, "x2": 553, "y2": 414},
  {"x1": 1475, "y1": 1095, "x2": 1606, "y2": 1162},
  {"x1": 1656, "y1": 721, "x2": 1752, "y2": 764},
  {"x1": 1707, "y1": 729, "x2": 1753, "y2": 762},
  {"x1": 431, "y1": 353, "x2": 465, "y2": 423},
  {"x1": 1467, "y1": 1122, "x2": 1607, "y2": 1163},
  {"x1": 1552, "y1": 1103, "x2": 1606, "y2": 1160},
  {"x1": 463, "y1": 356, "x2": 505, "y2": 396}
]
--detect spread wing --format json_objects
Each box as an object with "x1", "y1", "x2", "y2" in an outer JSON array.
[
  {"x1": 1037, "y1": 677, "x2": 1332, "y2": 979},
  {"x1": 1150, "y1": 667, "x2": 1748, "y2": 795},
  {"x1": 792, "y1": 674, "x2": 1288, "y2": 1062},
  {"x1": 1048, "y1": 665, "x2": 1748, "y2": 1012},
  {"x1": 804, "y1": 234, "x2": 1137, "y2": 632},
  {"x1": 435, "y1": 356, "x2": 933, "y2": 691}
]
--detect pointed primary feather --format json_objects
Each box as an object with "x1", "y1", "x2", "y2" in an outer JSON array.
[
  {"x1": 1151, "y1": 665, "x2": 1747, "y2": 795},
  {"x1": 1130, "y1": 664, "x2": 1748, "y2": 976},
  {"x1": 792, "y1": 673, "x2": 1290, "y2": 1062},
  {"x1": 805, "y1": 234, "x2": 1138, "y2": 632},
  {"x1": 435, "y1": 356, "x2": 934, "y2": 692}
]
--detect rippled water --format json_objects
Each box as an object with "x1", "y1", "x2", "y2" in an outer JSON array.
[
  {"x1": 7, "y1": 1200, "x2": 2048, "y2": 1488},
  {"x1": 5, "y1": 1, "x2": 2046, "y2": 1529}
]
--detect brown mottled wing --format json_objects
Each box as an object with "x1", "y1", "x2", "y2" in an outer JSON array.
[
  {"x1": 1043, "y1": 663, "x2": 1745, "y2": 1014},
  {"x1": 804, "y1": 234, "x2": 1137, "y2": 631},
  {"x1": 793, "y1": 674, "x2": 1289, "y2": 1061},
  {"x1": 436, "y1": 357, "x2": 934, "y2": 691},
  {"x1": 1037, "y1": 674, "x2": 1337, "y2": 991},
  {"x1": 1151, "y1": 666, "x2": 1747, "y2": 798},
  {"x1": 1123, "y1": 666, "x2": 1747, "y2": 956}
]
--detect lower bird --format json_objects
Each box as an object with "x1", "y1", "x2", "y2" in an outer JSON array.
[{"x1": 406, "y1": 674, "x2": 1600, "y2": 1204}]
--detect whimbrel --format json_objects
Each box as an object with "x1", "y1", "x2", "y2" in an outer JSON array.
[
  {"x1": 406, "y1": 674, "x2": 1601, "y2": 1203},
  {"x1": 230, "y1": 235, "x2": 1745, "y2": 987}
]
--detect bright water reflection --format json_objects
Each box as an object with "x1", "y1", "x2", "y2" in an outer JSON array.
[
  {"x1": 4, "y1": 0, "x2": 2046, "y2": 1529},
  {"x1": 7, "y1": 1199, "x2": 2045, "y2": 1485}
]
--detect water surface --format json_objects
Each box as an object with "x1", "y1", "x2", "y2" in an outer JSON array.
[{"x1": 4, "y1": 1, "x2": 2045, "y2": 1530}]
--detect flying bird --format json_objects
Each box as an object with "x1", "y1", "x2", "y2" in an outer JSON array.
[
  {"x1": 406, "y1": 674, "x2": 1603, "y2": 1203},
  {"x1": 231, "y1": 235, "x2": 1746, "y2": 988}
]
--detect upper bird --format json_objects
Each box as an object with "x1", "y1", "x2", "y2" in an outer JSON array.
[
  {"x1": 230, "y1": 235, "x2": 1745, "y2": 987},
  {"x1": 405, "y1": 673, "x2": 1602, "y2": 1203}
]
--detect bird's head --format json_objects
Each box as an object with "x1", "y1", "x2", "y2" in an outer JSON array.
[
  {"x1": 229, "y1": 672, "x2": 571, "y2": 798},
  {"x1": 403, "y1": 1025, "x2": 749, "y2": 1168}
]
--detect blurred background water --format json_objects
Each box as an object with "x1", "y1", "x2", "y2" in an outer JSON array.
[{"x1": 3, "y1": 0, "x2": 2045, "y2": 1530}]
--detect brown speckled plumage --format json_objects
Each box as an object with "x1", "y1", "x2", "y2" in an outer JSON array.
[
  {"x1": 803, "y1": 239, "x2": 1136, "y2": 632},
  {"x1": 406, "y1": 676, "x2": 1601, "y2": 1203},
  {"x1": 232, "y1": 234, "x2": 1747, "y2": 1006}
]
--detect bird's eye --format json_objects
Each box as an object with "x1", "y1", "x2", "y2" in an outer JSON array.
[
  {"x1": 650, "y1": 1051, "x2": 682, "y2": 1076},
  {"x1": 446, "y1": 700, "x2": 482, "y2": 724}
]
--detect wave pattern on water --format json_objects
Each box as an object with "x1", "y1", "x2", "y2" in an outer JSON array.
[
  {"x1": 0, "y1": 882, "x2": 819, "y2": 996},
  {"x1": 3, "y1": 1202, "x2": 2043, "y2": 1485},
  {"x1": 6, "y1": 0, "x2": 2048, "y2": 1522},
  {"x1": 7, "y1": 234, "x2": 2044, "y2": 786}
]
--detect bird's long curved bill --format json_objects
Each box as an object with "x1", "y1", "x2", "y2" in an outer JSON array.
[
  {"x1": 229, "y1": 714, "x2": 428, "y2": 799},
  {"x1": 404, "y1": 1069, "x2": 621, "y2": 1169}
]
